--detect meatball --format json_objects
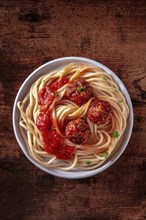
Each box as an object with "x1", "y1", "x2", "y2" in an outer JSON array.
[
  {"x1": 87, "y1": 100, "x2": 113, "y2": 125},
  {"x1": 65, "y1": 79, "x2": 93, "y2": 105},
  {"x1": 65, "y1": 118, "x2": 90, "y2": 144}
]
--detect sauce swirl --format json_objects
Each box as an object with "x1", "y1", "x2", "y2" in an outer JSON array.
[{"x1": 36, "y1": 78, "x2": 75, "y2": 160}]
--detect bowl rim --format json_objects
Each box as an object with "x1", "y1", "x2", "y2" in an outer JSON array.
[{"x1": 13, "y1": 56, "x2": 134, "y2": 179}]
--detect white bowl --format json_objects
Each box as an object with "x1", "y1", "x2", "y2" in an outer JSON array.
[{"x1": 13, "y1": 57, "x2": 133, "y2": 179}]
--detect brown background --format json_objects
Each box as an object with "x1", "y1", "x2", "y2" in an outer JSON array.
[{"x1": 0, "y1": 0, "x2": 146, "y2": 220}]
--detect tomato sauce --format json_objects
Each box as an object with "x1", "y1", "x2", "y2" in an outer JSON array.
[{"x1": 36, "y1": 78, "x2": 75, "y2": 160}]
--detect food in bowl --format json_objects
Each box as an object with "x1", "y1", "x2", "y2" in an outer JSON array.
[{"x1": 17, "y1": 63, "x2": 129, "y2": 171}]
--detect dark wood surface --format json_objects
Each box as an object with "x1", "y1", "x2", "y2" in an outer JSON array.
[{"x1": 0, "y1": 0, "x2": 146, "y2": 219}]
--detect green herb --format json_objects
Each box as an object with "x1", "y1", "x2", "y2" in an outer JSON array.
[
  {"x1": 85, "y1": 161, "x2": 91, "y2": 165},
  {"x1": 118, "y1": 100, "x2": 123, "y2": 103},
  {"x1": 100, "y1": 152, "x2": 109, "y2": 159},
  {"x1": 115, "y1": 90, "x2": 119, "y2": 93},
  {"x1": 54, "y1": 92, "x2": 59, "y2": 97},
  {"x1": 51, "y1": 126, "x2": 55, "y2": 130},
  {"x1": 112, "y1": 131, "x2": 119, "y2": 138},
  {"x1": 77, "y1": 87, "x2": 84, "y2": 92},
  {"x1": 103, "y1": 77, "x2": 107, "y2": 81}
]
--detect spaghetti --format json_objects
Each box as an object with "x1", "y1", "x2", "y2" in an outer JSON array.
[{"x1": 17, "y1": 63, "x2": 129, "y2": 170}]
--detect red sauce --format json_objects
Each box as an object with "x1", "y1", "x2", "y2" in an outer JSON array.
[
  {"x1": 38, "y1": 78, "x2": 69, "y2": 111},
  {"x1": 36, "y1": 78, "x2": 75, "y2": 160},
  {"x1": 49, "y1": 78, "x2": 69, "y2": 92},
  {"x1": 38, "y1": 86, "x2": 54, "y2": 106}
]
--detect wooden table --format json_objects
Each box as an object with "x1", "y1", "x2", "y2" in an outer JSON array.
[{"x1": 0, "y1": 1, "x2": 146, "y2": 219}]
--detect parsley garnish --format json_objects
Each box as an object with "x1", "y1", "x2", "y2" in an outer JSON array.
[
  {"x1": 118, "y1": 100, "x2": 123, "y2": 103},
  {"x1": 54, "y1": 92, "x2": 59, "y2": 97},
  {"x1": 112, "y1": 131, "x2": 119, "y2": 138},
  {"x1": 85, "y1": 161, "x2": 91, "y2": 165},
  {"x1": 100, "y1": 152, "x2": 109, "y2": 159},
  {"x1": 115, "y1": 90, "x2": 119, "y2": 93},
  {"x1": 103, "y1": 77, "x2": 107, "y2": 81},
  {"x1": 77, "y1": 87, "x2": 84, "y2": 92}
]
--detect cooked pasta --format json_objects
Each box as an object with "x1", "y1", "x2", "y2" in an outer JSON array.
[{"x1": 17, "y1": 63, "x2": 129, "y2": 170}]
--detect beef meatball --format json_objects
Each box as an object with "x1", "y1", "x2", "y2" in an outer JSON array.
[
  {"x1": 87, "y1": 100, "x2": 113, "y2": 125},
  {"x1": 65, "y1": 79, "x2": 93, "y2": 105},
  {"x1": 65, "y1": 118, "x2": 90, "y2": 144}
]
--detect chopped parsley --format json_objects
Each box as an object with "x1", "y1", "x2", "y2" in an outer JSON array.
[
  {"x1": 103, "y1": 77, "x2": 108, "y2": 81},
  {"x1": 100, "y1": 152, "x2": 109, "y2": 159},
  {"x1": 112, "y1": 131, "x2": 119, "y2": 138},
  {"x1": 118, "y1": 100, "x2": 123, "y2": 103},
  {"x1": 85, "y1": 161, "x2": 91, "y2": 165},
  {"x1": 77, "y1": 87, "x2": 84, "y2": 92},
  {"x1": 115, "y1": 90, "x2": 119, "y2": 93},
  {"x1": 54, "y1": 92, "x2": 59, "y2": 97}
]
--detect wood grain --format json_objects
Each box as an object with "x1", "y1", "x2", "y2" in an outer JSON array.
[{"x1": 0, "y1": 0, "x2": 146, "y2": 220}]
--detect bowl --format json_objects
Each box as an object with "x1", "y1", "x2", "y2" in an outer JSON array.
[{"x1": 13, "y1": 57, "x2": 133, "y2": 179}]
